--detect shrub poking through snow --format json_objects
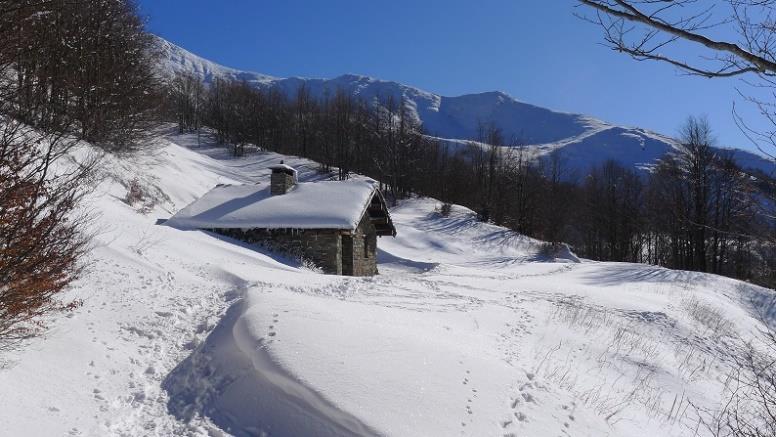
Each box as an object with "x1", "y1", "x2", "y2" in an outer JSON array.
[
  {"x1": 125, "y1": 178, "x2": 145, "y2": 206},
  {"x1": 118, "y1": 173, "x2": 171, "y2": 215},
  {"x1": 299, "y1": 257, "x2": 323, "y2": 274},
  {"x1": 680, "y1": 296, "x2": 733, "y2": 340},
  {"x1": 538, "y1": 242, "x2": 580, "y2": 262},
  {"x1": 693, "y1": 324, "x2": 776, "y2": 437}
]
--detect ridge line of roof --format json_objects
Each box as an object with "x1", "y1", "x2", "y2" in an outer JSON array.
[{"x1": 352, "y1": 182, "x2": 378, "y2": 231}]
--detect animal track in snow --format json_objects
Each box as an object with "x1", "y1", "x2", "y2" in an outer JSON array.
[
  {"x1": 267, "y1": 313, "x2": 279, "y2": 337},
  {"x1": 459, "y1": 367, "x2": 479, "y2": 430}
]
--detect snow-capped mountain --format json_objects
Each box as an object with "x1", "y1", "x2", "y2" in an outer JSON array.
[{"x1": 156, "y1": 37, "x2": 775, "y2": 176}]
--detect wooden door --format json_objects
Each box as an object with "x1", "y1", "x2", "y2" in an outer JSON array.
[{"x1": 341, "y1": 234, "x2": 353, "y2": 276}]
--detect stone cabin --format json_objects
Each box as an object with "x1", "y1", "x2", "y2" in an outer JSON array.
[{"x1": 168, "y1": 164, "x2": 396, "y2": 276}]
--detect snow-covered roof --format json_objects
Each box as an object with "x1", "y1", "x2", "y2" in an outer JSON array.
[{"x1": 168, "y1": 180, "x2": 380, "y2": 231}]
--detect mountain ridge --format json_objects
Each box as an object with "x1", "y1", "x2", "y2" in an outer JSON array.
[{"x1": 155, "y1": 36, "x2": 774, "y2": 176}]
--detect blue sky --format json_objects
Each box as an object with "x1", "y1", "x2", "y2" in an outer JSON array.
[{"x1": 139, "y1": 0, "x2": 767, "y2": 153}]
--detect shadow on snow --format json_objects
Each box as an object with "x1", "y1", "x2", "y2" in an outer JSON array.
[{"x1": 162, "y1": 298, "x2": 381, "y2": 437}]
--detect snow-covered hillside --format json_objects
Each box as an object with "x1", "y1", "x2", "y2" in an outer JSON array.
[
  {"x1": 1, "y1": 128, "x2": 774, "y2": 436},
  {"x1": 156, "y1": 37, "x2": 775, "y2": 176},
  {"x1": 156, "y1": 38, "x2": 276, "y2": 88}
]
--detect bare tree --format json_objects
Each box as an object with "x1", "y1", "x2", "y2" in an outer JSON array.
[
  {"x1": 0, "y1": 118, "x2": 93, "y2": 349},
  {"x1": 168, "y1": 72, "x2": 206, "y2": 135},
  {"x1": 575, "y1": 0, "x2": 776, "y2": 161},
  {"x1": 0, "y1": 0, "x2": 155, "y2": 347}
]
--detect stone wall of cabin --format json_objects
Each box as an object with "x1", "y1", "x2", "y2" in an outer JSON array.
[
  {"x1": 211, "y1": 228, "x2": 342, "y2": 275},
  {"x1": 348, "y1": 214, "x2": 378, "y2": 276},
  {"x1": 210, "y1": 216, "x2": 380, "y2": 276}
]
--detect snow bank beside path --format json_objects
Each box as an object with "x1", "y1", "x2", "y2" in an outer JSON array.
[{"x1": 163, "y1": 296, "x2": 379, "y2": 437}]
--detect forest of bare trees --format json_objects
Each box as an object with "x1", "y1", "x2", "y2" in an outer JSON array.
[
  {"x1": 0, "y1": 0, "x2": 160, "y2": 346},
  {"x1": 166, "y1": 73, "x2": 776, "y2": 289}
]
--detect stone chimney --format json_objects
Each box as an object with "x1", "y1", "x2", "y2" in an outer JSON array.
[{"x1": 269, "y1": 162, "x2": 297, "y2": 195}]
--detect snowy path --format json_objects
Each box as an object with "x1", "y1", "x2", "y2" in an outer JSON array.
[{"x1": 1, "y1": 130, "x2": 774, "y2": 437}]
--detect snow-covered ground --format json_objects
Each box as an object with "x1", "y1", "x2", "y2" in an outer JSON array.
[{"x1": 0, "y1": 129, "x2": 774, "y2": 437}]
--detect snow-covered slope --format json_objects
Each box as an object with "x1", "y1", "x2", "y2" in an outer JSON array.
[
  {"x1": 157, "y1": 37, "x2": 774, "y2": 176},
  {"x1": 155, "y1": 38, "x2": 276, "y2": 87},
  {"x1": 1, "y1": 128, "x2": 774, "y2": 436}
]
